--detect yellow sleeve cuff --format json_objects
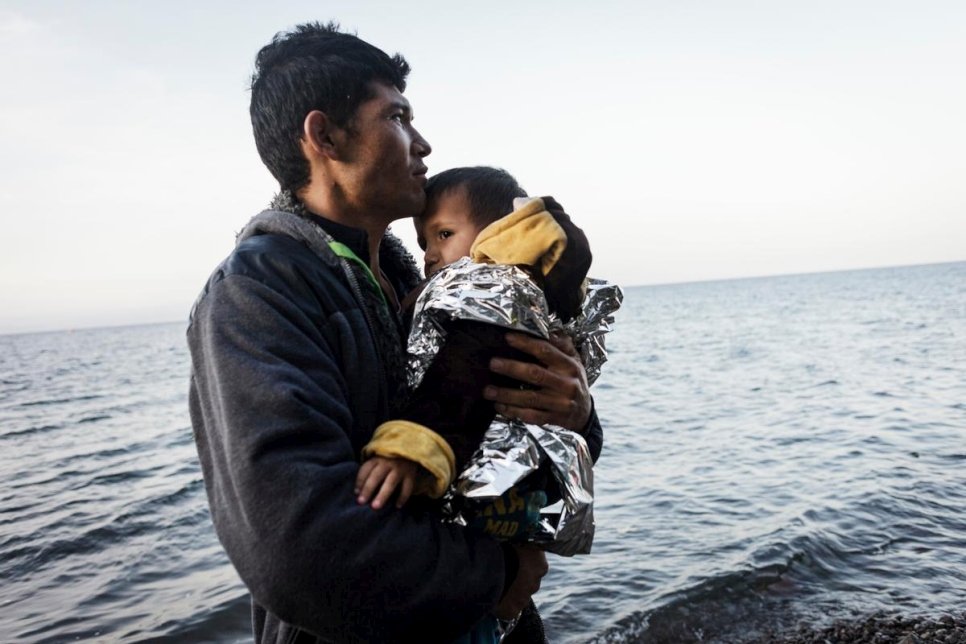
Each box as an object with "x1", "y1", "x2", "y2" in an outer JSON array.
[
  {"x1": 362, "y1": 420, "x2": 457, "y2": 498},
  {"x1": 470, "y1": 197, "x2": 567, "y2": 276}
]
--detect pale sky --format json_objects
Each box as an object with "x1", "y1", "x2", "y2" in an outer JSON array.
[{"x1": 1, "y1": 0, "x2": 964, "y2": 334}]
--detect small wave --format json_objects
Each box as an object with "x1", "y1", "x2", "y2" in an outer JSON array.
[
  {"x1": 9, "y1": 469, "x2": 84, "y2": 490},
  {"x1": 4, "y1": 517, "x2": 157, "y2": 580},
  {"x1": 115, "y1": 478, "x2": 204, "y2": 521},
  {"x1": 0, "y1": 500, "x2": 39, "y2": 519},
  {"x1": 44, "y1": 445, "x2": 153, "y2": 472},
  {"x1": 165, "y1": 427, "x2": 196, "y2": 449},
  {"x1": 77, "y1": 414, "x2": 111, "y2": 424},
  {"x1": 588, "y1": 515, "x2": 930, "y2": 644},
  {"x1": 86, "y1": 469, "x2": 152, "y2": 488},
  {"x1": 120, "y1": 592, "x2": 250, "y2": 642},
  {"x1": 0, "y1": 423, "x2": 64, "y2": 441},
  {"x1": 589, "y1": 563, "x2": 806, "y2": 643},
  {"x1": 775, "y1": 436, "x2": 811, "y2": 447},
  {"x1": 18, "y1": 394, "x2": 105, "y2": 408}
]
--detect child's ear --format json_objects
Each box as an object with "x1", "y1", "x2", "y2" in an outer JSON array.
[{"x1": 301, "y1": 110, "x2": 342, "y2": 160}]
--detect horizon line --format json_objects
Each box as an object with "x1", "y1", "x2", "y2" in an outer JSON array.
[
  {"x1": 2, "y1": 257, "x2": 963, "y2": 338},
  {"x1": 622, "y1": 257, "x2": 966, "y2": 290}
]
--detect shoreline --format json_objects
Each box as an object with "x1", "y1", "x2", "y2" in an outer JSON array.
[{"x1": 749, "y1": 611, "x2": 966, "y2": 643}]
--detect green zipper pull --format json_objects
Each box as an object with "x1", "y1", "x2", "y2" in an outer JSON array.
[{"x1": 328, "y1": 241, "x2": 388, "y2": 307}]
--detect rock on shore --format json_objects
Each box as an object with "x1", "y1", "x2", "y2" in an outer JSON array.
[{"x1": 750, "y1": 611, "x2": 966, "y2": 643}]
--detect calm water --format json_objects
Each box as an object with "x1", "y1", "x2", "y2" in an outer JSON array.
[{"x1": 2, "y1": 262, "x2": 964, "y2": 643}]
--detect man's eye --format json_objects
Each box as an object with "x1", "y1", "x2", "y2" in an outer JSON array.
[{"x1": 390, "y1": 112, "x2": 405, "y2": 122}]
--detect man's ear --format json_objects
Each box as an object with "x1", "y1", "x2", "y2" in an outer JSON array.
[{"x1": 302, "y1": 110, "x2": 342, "y2": 160}]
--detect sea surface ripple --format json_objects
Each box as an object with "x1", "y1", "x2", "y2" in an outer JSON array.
[{"x1": 1, "y1": 261, "x2": 963, "y2": 642}]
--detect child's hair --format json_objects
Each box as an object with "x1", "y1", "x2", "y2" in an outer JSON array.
[{"x1": 424, "y1": 167, "x2": 528, "y2": 229}]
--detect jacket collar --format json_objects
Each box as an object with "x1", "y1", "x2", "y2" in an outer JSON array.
[{"x1": 236, "y1": 191, "x2": 422, "y2": 295}]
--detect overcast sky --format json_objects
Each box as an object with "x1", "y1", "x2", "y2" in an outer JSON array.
[{"x1": 1, "y1": 0, "x2": 964, "y2": 334}]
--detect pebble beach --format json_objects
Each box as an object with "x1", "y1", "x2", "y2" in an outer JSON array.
[{"x1": 753, "y1": 612, "x2": 966, "y2": 644}]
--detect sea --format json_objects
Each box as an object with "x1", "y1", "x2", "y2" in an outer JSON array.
[{"x1": 1, "y1": 261, "x2": 964, "y2": 643}]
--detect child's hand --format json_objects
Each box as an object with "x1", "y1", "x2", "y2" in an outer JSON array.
[{"x1": 355, "y1": 456, "x2": 419, "y2": 509}]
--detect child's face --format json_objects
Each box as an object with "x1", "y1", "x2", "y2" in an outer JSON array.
[{"x1": 416, "y1": 189, "x2": 481, "y2": 276}]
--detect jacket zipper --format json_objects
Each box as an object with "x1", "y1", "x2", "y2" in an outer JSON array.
[{"x1": 336, "y1": 256, "x2": 391, "y2": 403}]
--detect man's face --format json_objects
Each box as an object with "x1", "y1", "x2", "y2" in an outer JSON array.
[
  {"x1": 338, "y1": 82, "x2": 431, "y2": 220},
  {"x1": 416, "y1": 188, "x2": 481, "y2": 277}
]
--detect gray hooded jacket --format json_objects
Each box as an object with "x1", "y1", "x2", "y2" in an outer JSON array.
[{"x1": 188, "y1": 209, "x2": 507, "y2": 643}]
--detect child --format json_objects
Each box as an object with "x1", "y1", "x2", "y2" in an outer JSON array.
[
  {"x1": 356, "y1": 167, "x2": 610, "y2": 643},
  {"x1": 355, "y1": 167, "x2": 596, "y2": 518}
]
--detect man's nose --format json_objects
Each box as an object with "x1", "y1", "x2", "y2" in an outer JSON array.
[{"x1": 412, "y1": 129, "x2": 431, "y2": 158}]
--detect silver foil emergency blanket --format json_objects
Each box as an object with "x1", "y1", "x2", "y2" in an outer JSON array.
[{"x1": 407, "y1": 257, "x2": 623, "y2": 556}]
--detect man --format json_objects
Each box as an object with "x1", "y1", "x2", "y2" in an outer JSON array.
[{"x1": 188, "y1": 22, "x2": 600, "y2": 642}]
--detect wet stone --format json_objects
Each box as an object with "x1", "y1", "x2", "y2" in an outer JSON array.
[{"x1": 743, "y1": 610, "x2": 966, "y2": 644}]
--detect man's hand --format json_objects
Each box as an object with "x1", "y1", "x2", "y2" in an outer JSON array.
[
  {"x1": 493, "y1": 545, "x2": 549, "y2": 620},
  {"x1": 354, "y1": 456, "x2": 419, "y2": 509},
  {"x1": 484, "y1": 332, "x2": 591, "y2": 432}
]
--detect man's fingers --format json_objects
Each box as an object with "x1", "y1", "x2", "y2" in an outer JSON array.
[
  {"x1": 487, "y1": 332, "x2": 592, "y2": 431},
  {"x1": 489, "y1": 357, "x2": 570, "y2": 392},
  {"x1": 505, "y1": 332, "x2": 579, "y2": 374},
  {"x1": 485, "y1": 384, "x2": 575, "y2": 413},
  {"x1": 494, "y1": 545, "x2": 549, "y2": 620},
  {"x1": 494, "y1": 403, "x2": 551, "y2": 426},
  {"x1": 515, "y1": 545, "x2": 548, "y2": 593},
  {"x1": 549, "y1": 332, "x2": 579, "y2": 357}
]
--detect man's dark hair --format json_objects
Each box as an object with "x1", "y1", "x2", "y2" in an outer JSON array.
[
  {"x1": 250, "y1": 21, "x2": 411, "y2": 192},
  {"x1": 423, "y1": 166, "x2": 528, "y2": 229}
]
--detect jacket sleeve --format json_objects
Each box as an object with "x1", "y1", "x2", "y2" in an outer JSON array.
[{"x1": 188, "y1": 271, "x2": 506, "y2": 643}]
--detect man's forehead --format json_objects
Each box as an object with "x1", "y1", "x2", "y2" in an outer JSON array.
[{"x1": 366, "y1": 81, "x2": 410, "y2": 110}]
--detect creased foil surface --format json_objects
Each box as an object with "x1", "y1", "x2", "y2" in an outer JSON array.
[
  {"x1": 407, "y1": 258, "x2": 550, "y2": 389},
  {"x1": 407, "y1": 257, "x2": 622, "y2": 556},
  {"x1": 565, "y1": 279, "x2": 624, "y2": 386}
]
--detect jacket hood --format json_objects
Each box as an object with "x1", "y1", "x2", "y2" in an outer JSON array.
[
  {"x1": 236, "y1": 209, "x2": 421, "y2": 293},
  {"x1": 238, "y1": 209, "x2": 337, "y2": 263}
]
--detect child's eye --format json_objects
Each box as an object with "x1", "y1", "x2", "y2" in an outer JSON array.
[{"x1": 438, "y1": 230, "x2": 452, "y2": 240}]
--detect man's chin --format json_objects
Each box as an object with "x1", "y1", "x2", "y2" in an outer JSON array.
[{"x1": 390, "y1": 194, "x2": 426, "y2": 221}]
